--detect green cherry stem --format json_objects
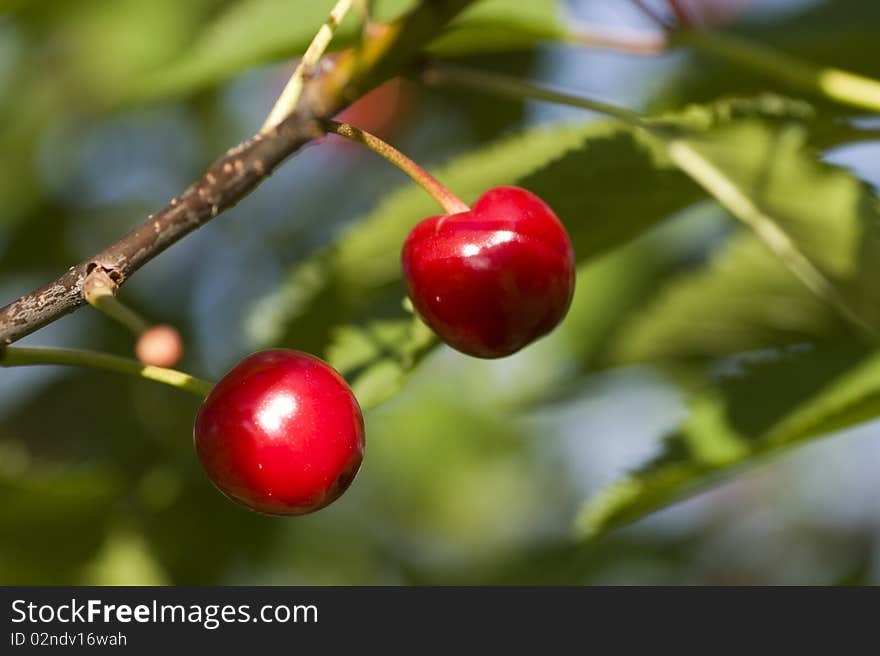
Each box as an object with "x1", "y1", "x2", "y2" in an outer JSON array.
[
  {"x1": 83, "y1": 268, "x2": 151, "y2": 336},
  {"x1": 322, "y1": 119, "x2": 470, "y2": 214},
  {"x1": 0, "y1": 347, "x2": 214, "y2": 397}
]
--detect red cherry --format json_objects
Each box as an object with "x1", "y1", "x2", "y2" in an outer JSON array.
[
  {"x1": 193, "y1": 349, "x2": 364, "y2": 515},
  {"x1": 402, "y1": 186, "x2": 575, "y2": 359}
]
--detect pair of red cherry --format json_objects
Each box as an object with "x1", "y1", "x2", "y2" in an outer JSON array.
[{"x1": 195, "y1": 187, "x2": 575, "y2": 515}]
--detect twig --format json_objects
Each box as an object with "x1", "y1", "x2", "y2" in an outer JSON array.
[
  {"x1": 422, "y1": 62, "x2": 646, "y2": 127},
  {"x1": 0, "y1": 0, "x2": 477, "y2": 346},
  {"x1": 0, "y1": 347, "x2": 213, "y2": 397},
  {"x1": 262, "y1": 0, "x2": 354, "y2": 133}
]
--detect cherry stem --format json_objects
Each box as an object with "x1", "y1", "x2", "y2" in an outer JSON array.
[
  {"x1": 83, "y1": 269, "x2": 151, "y2": 336},
  {"x1": 422, "y1": 63, "x2": 647, "y2": 127},
  {"x1": 0, "y1": 347, "x2": 214, "y2": 397},
  {"x1": 322, "y1": 119, "x2": 470, "y2": 214}
]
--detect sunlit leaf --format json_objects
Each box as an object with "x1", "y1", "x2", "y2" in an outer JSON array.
[
  {"x1": 132, "y1": 0, "x2": 373, "y2": 102},
  {"x1": 576, "y1": 341, "x2": 880, "y2": 540},
  {"x1": 326, "y1": 313, "x2": 436, "y2": 409},
  {"x1": 607, "y1": 231, "x2": 851, "y2": 364},
  {"x1": 653, "y1": 0, "x2": 880, "y2": 113},
  {"x1": 133, "y1": 0, "x2": 563, "y2": 102},
  {"x1": 430, "y1": 0, "x2": 563, "y2": 56},
  {"x1": 656, "y1": 118, "x2": 880, "y2": 334}
]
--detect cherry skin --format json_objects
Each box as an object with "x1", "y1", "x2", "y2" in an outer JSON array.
[
  {"x1": 402, "y1": 186, "x2": 575, "y2": 359},
  {"x1": 193, "y1": 349, "x2": 364, "y2": 515}
]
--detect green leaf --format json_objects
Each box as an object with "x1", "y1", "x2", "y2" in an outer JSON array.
[
  {"x1": 656, "y1": 117, "x2": 880, "y2": 334},
  {"x1": 608, "y1": 231, "x2": 851, "y2": 364},
  {"x1": 0, "y1": 0, "x2": 225, "y2": 226},
  {"x1": 580, "y1": 96, "x2": 880, "y2": 365},
  {"x1": 573, "y1": 101, "x2": 880, "y2": 538},
  {"x1": 326, "y1": 313, "x2": 436, "y2": 410},
  {"x1": 0, "y1": 464, "x2": 119, "y2": 583},
  {"x1": 132, "y1": 0, "x2": 564, "y2": 103},
  {"x1": 653, "y1": 0, "x2": 880, "y2": 113},
  {"x1": 429, "y1": 0, "x2": 564, "y2": 56},
  {"x1": 131, "y1": 0, "x2": 375, "y2": 102},
  {"x1": 576, "y1": 341, "x2": 880, "y2": 540}
]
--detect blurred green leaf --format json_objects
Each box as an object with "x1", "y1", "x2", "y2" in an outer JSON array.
[
  {"x1": 653, "y1": 0, "x2": 880, "y2": 113},
  {"x1": 579, "y1": 96, "x2": 880, "y2": 364},
  {"x1": 575, "y1": 340, "x2": 880, "y2": 540},
  {"x1": 131, "y1": 0, "x2": 374, "y2": 103},
  {"x1": 13, "y1": 0, "x2": 226, "y2": 104},
  {"x1": 430, "y1": 0, "x2": 563, "y2": 56},
  {"x1": 570, "y1": 98, "x2": 880, "y2": 541},
  {"x1": 132, "y1": 0, "x2": 562, "y2": 103},
  {"x1": 327, "y1": 313, "x2": 436, "y2": 409},
  {"x1": 361, "y1": 389, "x2": 542, "y2": 556},
  {"x1": 0, "y1": 0, "x2": 225, "y2": 228},
  {"x1": 657, "y1": 117, "x2": 880, "y2": 334},
  {"x1": 84, "y1": 524, "x2": 170, "y2": 585},
  {"x1": 0, "y1": 465, "x2": 119, "y2": 584},
  {"x1": 607, "y1": 231, "x2": 852, "y2": 364}
]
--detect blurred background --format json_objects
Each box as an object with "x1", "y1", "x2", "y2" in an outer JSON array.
[{"x1": 2, "y1": 0, "x2": 880, "y2": 585}]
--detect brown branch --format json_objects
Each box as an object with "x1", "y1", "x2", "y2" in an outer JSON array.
[{"x1": 0, "y1": 0, "x2": 476, "y2": 345}]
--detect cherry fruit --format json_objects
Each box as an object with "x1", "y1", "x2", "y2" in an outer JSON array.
[
  {"x1": 402, "y1": 186, "x2": 575, "y2": 359},
  {"x1": 193, "y1": 349, "x2": 364, "y2": 515}
]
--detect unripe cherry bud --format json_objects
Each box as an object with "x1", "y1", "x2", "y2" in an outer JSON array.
[{"x1": 135, "y1": 324, "x2": 184, "y2": 368}]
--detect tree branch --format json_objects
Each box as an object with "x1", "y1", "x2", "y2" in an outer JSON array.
[{"x1": 0, "y1": 0, "x2": 476, "y2": 346}]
